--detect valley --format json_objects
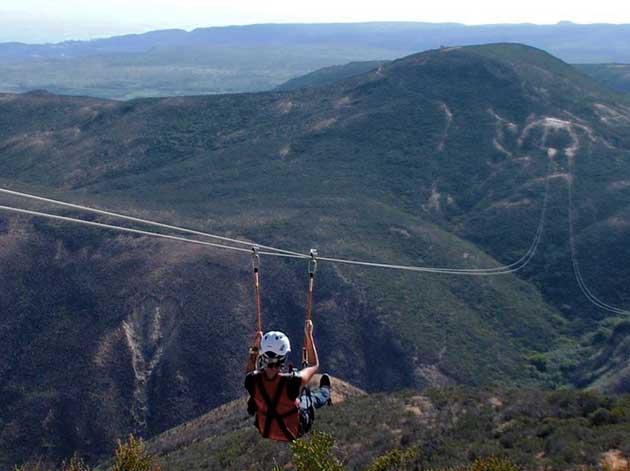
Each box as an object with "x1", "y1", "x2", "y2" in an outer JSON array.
[{"x1": 1, "y1": 43, "x2": 630, "y2": 467}]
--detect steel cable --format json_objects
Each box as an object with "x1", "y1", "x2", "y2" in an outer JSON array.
[
  {"x1": 318, "y1": 160, "x2": 550, "y2": 275},
  {"x1": 0, "y1": 205, "x2": 305, "y2": 259},
  {"x1": 0, "y1": 187, "x2": 308, "y2": 259},
  {"x1": 0, "y1": 161, "x2": 551, "y2": 275},
  {"x1": 567, "y1": 157, "x2": 628, "y2": 314}
]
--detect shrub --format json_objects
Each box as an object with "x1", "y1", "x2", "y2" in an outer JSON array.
[
  {"x1": 61, "y1": 455, "x2": 91, "y2": 471},
  {"x1": 113, "y1": 435, "x2": 161, "y2": 471},
  {"x1": 610, "y1": 405, "x2": 628, "y2": 420},
  {"x1": 430, "y1": 457, "x2": 521, "y2": 471},
  {"x1": 13, "y1": 462, "x2": 55, "y2": 471},
  {"x1": 366, "y1": 448, "x2": 417, "y2": 471},
  {"x1": 529, "y1": 354, "x2": 548, "y2": 372},
  {"x1": 290, "y1": 432, "x2": 346, "y2": 471},
  {"x1": 471, "y1": 457, "x2": 520, "y2": 471},
  {"x1": 589, "y1": 408, "x2": 613, "y2": 426}
]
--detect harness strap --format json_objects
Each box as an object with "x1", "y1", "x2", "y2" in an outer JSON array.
[
  {"x1": 303, "y1": 249, "x2": 318, "y2": 367},
  {"x1": 256, "y1": 375, "x2": 298, "y2": 441},
  {"x1": 252, "y1": 246, "x2": 262, "y2": 332}
]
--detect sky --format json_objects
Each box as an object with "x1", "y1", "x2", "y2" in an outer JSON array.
[{"x1": 1, "y1": 0, "x2": 629, "y2": 43}]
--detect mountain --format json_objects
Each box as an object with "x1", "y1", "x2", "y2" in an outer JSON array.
[
  {"x1": 275, "y1": 61, "x2": 389, "y2": 91},
  {"x1": 5, "y1": 22, "x2": 630, "y2": 64},
  {"x1": 3, "y1": 22, "x2": 630, "y2": 98},
  {"x1": 279, "y1": 60, "x2": 630, "y2": 95},
  {"x1": 1, "y1": 43, "x2": 630, "y2": 467},
  {"x1": 145, "y1": 385, "x2": 630, "y2": 471},
  {"x1": 576, "y1": 64, "x2": 630, "y2": 94}
]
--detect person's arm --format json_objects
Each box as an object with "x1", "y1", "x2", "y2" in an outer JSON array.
[
  {"x1": 245, "y1": 331, "x2": 263, "y2": 373},
  {"x1": 299, "y1": 320, "x2": 319, "y2": 387}
]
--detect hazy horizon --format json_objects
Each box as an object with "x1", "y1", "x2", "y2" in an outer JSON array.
[
  {"x1": 5, "y1": 20, "x2": 630, "y2": 45},
  {"x1": 1, "y1": 0, "x2": 629, "y2": 43}
]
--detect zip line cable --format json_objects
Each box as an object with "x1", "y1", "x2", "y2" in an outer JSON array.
[
  {"x1": 1, "y1": 144, "x2": 626, "y2": 309},
  {"x1": 0, "y1": 205, "x2": 305, "y2": 259},
  {"x1": 0, "y1": 187, "x2": 308, "y2": 259},
  {"x1": 318, "y1": 160, "x2": 551, "y2": 275},
  {"x1": 567, "y1": 158, "x2": 629, "y2": 314},
  {"x1": 0, "y1": 161, "x2": 551, "y2": 276},
  {"x1": 3, "y1": 157, "x2": 627, "y2": 311}
]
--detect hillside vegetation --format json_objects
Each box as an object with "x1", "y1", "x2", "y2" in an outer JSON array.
[
  {"x1": 576, "y1": 64, "x2": 630, "y2": 94},
  {"x1": 147, "y1": 386, "x2": 630, "y2": 470},
  {"x1": 14, "y1": 386, "x2": 630, "y2": 471},
  {"x1": 1, "y1": 44, "x2": 630, "y2": 466},
  {"x1": 275, "y1": 61, "x2": 388, "y2": 91}
]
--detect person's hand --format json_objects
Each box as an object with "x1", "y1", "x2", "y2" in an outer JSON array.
[
  {"x1": 253, "y1": 331, "x2": 263, "y2": 348},
  {"x1": 305, "y1": 320, "x2": 313, "y2": 337}
]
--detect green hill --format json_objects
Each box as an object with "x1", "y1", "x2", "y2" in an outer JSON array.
[
  {"x1": 275, "y1": 61, "x2": 389, "y2": 91},
  {"x1": 1, "y1": 44, "x2": 630, "y2": 467},
  {"x1": 576, "y1": 64, "x2": 630, "y2": 94},
  {"x1": 143, "y1": 384, "x2": 630, "y2": 471}
]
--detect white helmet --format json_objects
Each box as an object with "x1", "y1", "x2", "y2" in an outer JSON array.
[{"x1": 258, "y1": 331, "x2": 291, "y2": 368}]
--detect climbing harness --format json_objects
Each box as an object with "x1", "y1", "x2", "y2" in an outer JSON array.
[
  {"x1": 253, "y1": 373, "x2": 300, "y2": 442},
  {"x1": 302, "y1": 249, "x2": 318, "y2": 367}
]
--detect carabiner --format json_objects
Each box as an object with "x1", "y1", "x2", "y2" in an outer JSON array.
[
  {"x1": 308, "y1": 248, "x2": 318, "y2": 276},
  {"x1": 251, "y1": 245, "x2": 261, "y2": 273}
]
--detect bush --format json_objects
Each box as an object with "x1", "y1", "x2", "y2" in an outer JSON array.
[
  {"x1": 13, "y1": 461, "x2": 55, "y2": 471},
  {"x1": 430, "y1": 457, "x2": 521, "y2": 471},
  {"x1": 61, "y1": 455, "x2": 91, "y2": 471},
  {"x1": 529, "y1": 354, "x2": 548, "y2": 372},
  {"x1": 471, "y1": 457, "x2": 520, "y2": 471},
  {"x1": 113, "y1": 435, "x2": 161, "y2": 471},
  {"x1": 366, "y1": 448, "x2": 417, "y2": 471},
  {"x1": 589, "y1": 408, "x2": 613, "y2": 426},
  {"x1": 290, "y1": 432, "x2": 346, "y2": 471}
]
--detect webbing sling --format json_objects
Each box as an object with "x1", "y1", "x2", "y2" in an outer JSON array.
[
  {"x1": 302, "y1": 249, "x2": 318, "y2": 367},
  {"x1": 252, "y1": 246, "x2": 263, "y2": 332},
  {"x1": 256, "y1": 374, "x2": 298, "y2": 441}
]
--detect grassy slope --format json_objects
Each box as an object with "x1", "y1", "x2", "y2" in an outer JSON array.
[
  {"x1": 143, "y1": 385, "x2": 630, "y2": 471},
  {"x1": 1, "y1": 44, "x2": 630, "y2": 466}
]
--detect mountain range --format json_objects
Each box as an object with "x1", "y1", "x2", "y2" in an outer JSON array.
[
  {"x1": 1, "y1": 22, "x2": 630, "y2": 98},
  {"x1": 1, "y1": 43, "x2": 630, "y2": 467}
]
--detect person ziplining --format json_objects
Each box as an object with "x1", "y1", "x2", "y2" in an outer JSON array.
[
  {"x1": 244, "y1": 248, "x2": 332, "y2": 442},
  {"x1": 4, "y1": 174, "x2": 626, "y2": 442}
]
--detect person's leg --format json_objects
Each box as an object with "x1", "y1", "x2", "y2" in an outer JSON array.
[
  {"x1": 299, "y1": 391, "x2": 313, "y2": 410},
  {"x1": 308, "y1": 387, "x2": 331, "y2": 409},
  {"x1": 299, "y1": 390, "x2": 314, "y2": 435}
]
